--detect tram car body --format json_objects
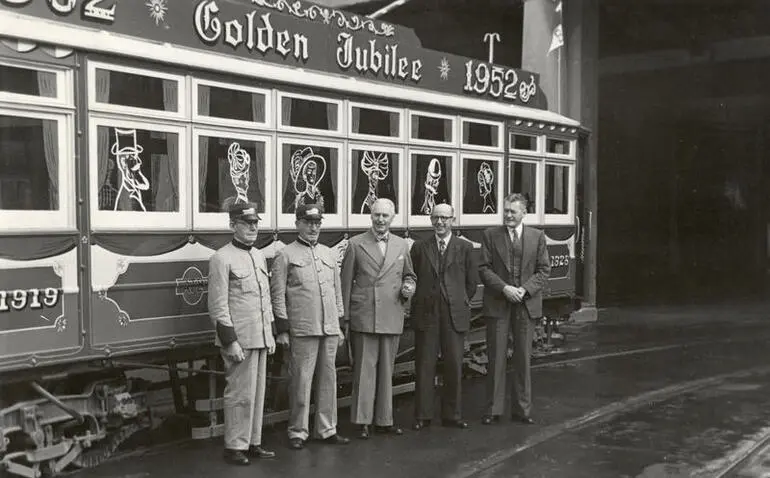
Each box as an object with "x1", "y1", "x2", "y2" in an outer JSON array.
[{"x1": 0, "y1": 1, "x2": 582, "y2": 476}]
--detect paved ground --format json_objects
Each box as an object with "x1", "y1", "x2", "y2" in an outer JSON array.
[{"x1": 68, "y1": 300, "x2": 770, "y2": 478}]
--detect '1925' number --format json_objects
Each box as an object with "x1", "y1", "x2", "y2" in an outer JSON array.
[
  {"x1": 550, "y1": 255, "x2": 570, "y2": 268},
  {"x1": 0, "y1": 288, "x2": 61, "y2": 313}
]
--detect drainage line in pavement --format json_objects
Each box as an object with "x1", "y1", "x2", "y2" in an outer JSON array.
[
  {"x1": 696, "y1": 426, "x2": 770, "y2": 478},
  {"x1": 450, "y1": 363, "x2": 770, "y2": 478}
]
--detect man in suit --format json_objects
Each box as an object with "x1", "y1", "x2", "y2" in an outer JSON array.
[
  {"x1": 410, "y1": 203, "x2": 478, "y2": 431},
  {"x1": 341, "y1": 198, "x2": 417, "y2": 439},
  {"x1": 479, "y1": 193, "x2": 550, "y2": 425},
  {"x1": 270, "y1": 204, "x2": 350, "y2": 450},
  {"x1": 208, "y1": 202, "x2": 277, "y2": 465}
]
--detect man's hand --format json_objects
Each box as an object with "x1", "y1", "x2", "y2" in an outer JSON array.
[
  {"x1": 338, "y1": 331, "x2": 345, "y2": 346},
  {"x1": 503, "y1": 285, "x2": 524, "y2": 303},
  {"x1": 401, "y1": 280, "x2": 416, "y2": 299},
  {"x1": 276, "y1": 332, "x2": 290, "y2": 347},
  {"x1": 266, "y1": 334, "x2": 276, "y2": 355},
  {"x1": 224, "y1": 341, "x2": 245, "y2": 362}
]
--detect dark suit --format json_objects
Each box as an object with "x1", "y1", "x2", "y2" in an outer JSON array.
[
  {"x1": 410, "y1": 235, "x2": 478, "y2": 421},
  {"x1": 479, "y1": 225, "x2": 550, "y2": 418}
]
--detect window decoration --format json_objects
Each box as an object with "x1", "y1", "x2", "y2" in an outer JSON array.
[
  {"x1": 348, "y1": 145, "x2": 405, "y2": 227},
  {"x1": 462, "y1": 157, "x2": 498, "y2": 214},
  {"x1": 410, "y1": 152, "x2": 454, "y2": 217}
]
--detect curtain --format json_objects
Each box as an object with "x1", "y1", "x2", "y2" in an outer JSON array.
[
  {"x1": 251, "y1": 93, "x2": 264, "y2": 123},
  {"x1": 390, "y1": 113, "x2": 399, "y2": 137},
  {"x1": 95, "y1": 69, "x2": 110, "y2": 103},
  {"x1": 326, "y1": 103, "x2": 336, "y2": 130},
  {"x1": 351, "y1": 106, "x2": 360, "y2": 134},
  {"x1": 162, "y1": 79, "x2": 177, "y2": 113},
  {"x1": 411, "y1": 116, "x2": 418, "y2": 139},
  {"x1": 198, "y1": 136, "x2": 210, "y2": 211},
  {"x1": 282, "y1": 97, "x2": 292, "y2": 126},
  {"x1": 198, "y1": 85, "x2": 211, "y2": 116},
  {"x1": 554, "y1": 166, "x2": 565, "y2": 213},
  {"x1": 443, "y1": 118, "x2": 452, "y2": 142},
  {"x1": 38, "y1": 72, "x2": 58, "y2": 208},
  {"x1": 165, "y1": 134, "x2": 179, "y2": 211}
]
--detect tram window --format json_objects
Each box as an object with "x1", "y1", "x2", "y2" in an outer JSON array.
[
  {"x1": 95, "y1": 126, "x2": 179, "y2": 212},
  {"x1": 508, "y1": 161, "x2": 537, "y2": 214},
  {"x1": 511, "y1": 134, "x2": 538, "y2": 152},
  {"x1": 462, "y1": 156, "x2": 501, "y2": 215},
  {"x1": 351, "y1": 106, "x2": 400, "y2": 138},
  {"x1": 0, "y1": 64, "x2": 56, "y2": 98},
  {"x1": 0, "y1": 114, "x2": 58, "y2": 211},
  {"x1": 410, "y1": 153, "x2": 453, "y2": 215},
  {"x1": 280, "y1": 96, "x2": 339, "y2": 131},
  {"x1": 94, "y1": 68, "x2": 178, "y2": 113},
  {"x1": 350, "y1": 148, "x2": 400, "y2": 214},
  {"x1": 280, "y1": 142, "x2": 339, "y2": 214},
  {"x1": 462, "y1": 121, "x2": 501, "y2": 149},
  {"x1": 197, "y1": 135, "x2": 266, "y2": 213},
  {"x1": 410, "y1": 113, "x2": 454, "y2": 144},
  {"x1": 197, "y1": 84, "x2": 266, "y2": 124},
  {"x1": 545, "y1": 164, "x2": 570, "y2": 215},
  {"x1": 546, "y1": 138, "x2": 571, "y2": 156}
]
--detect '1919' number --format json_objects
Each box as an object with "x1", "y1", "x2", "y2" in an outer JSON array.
[{"x1": 0, "y1": 288, "x2": 61, "y2": 313}]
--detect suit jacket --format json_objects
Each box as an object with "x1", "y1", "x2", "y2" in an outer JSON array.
[
  {"x1": 341, "y1": 230, "x2": 417, "y2": 335},
  {"x1": 409, "y1": 235, "x2": 479, "y2": 332},
  {"x1": 479, "y1": 225, "x2": 551, "y2": 319},
  {"x1": 207, "y1": 242, "x2": 275, "y2": 349}
]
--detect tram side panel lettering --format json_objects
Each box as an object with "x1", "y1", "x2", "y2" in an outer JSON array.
[{"x1": 0, "y1": 266, "x2": 64, "y2": 332}]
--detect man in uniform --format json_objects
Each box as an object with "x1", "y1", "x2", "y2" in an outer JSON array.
[
  {"x1": 270, "y1": 204, "x2": 350, "y2": 450},
  {"x1": 410, "y1": 203, "x2": 478, "y2": 431},
  {"x1": 208, "y1": 202, "x2": 277, "y2": 465},
  {"x1": 341, "y1": 198, "x2": 417, "y2": 439}
]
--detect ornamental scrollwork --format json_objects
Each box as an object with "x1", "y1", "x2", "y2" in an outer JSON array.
[{"x1": 251, "y1": 0, "x2": 395, "y2": 37}]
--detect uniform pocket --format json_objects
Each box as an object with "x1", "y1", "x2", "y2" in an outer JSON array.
[
  {"x1": 230, "y1": 267, "x2": 257, "y2": 293},
  {"x1": 288, "y1": 258, "x2": 314, "y2": 286}
]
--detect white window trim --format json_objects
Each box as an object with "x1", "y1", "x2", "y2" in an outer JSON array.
[
  {"x1": 460, "y1": 118, "x2": 504, "y2": 152},
  {"x1": 347, "y1": 101, "x2": 405, "y2": 143},
  {"x1": 87, "y1": 61, "x2": 187, "y2": 121},
  {"x1": 191, "y1": 78, "x2": 272, "y2": 129},
  {"x1": 508, "y1": 131, "x2": 543, "y2": 157},
  {"x1": 88, "y1": 116, "x2": 189, "y2": 231},
  {"x1": 192, "y1": 127, "x2": 274, "y2": 231},
  {"x1": 458, "y1": 152, "x2": 504, "y2": 226},
  {"x1": 0, "y1": 59, "x2": 73, "y2": 108},
  {"x1": 276, "y1": 137, "x2": 345, "y2": 229},
  {"x1": 544, "y1": 137, "x2": 577, "y2": 160},
  {"x1": 408, "y1": 110, "x2": 458, "y2": 147},
  {"x1": 347, "y1": 142, "x2": 407, "y2": 229},
  {"x1": 543, "y1": 161, "x2": 575, "y2": 225},
  {"x1": 406, "y1": 148, "x2": 459, "y2": 228},
  {"x1": 0, "y1": 108, "x2": 75, "y2": 232},
  {"x1": 508, "y1": 156, "x2": 542, "y2": 226},
  {"x1": 277, "y1": 91, "x2": 343, "y2": 136}
]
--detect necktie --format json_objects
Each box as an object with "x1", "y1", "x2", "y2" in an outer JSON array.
[{"x1": 438, "y1": 239, "x2": 446, "y2": 255}]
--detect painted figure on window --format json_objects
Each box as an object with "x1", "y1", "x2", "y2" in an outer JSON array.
[
  {"x1": 359, "y1": 151, "x2": 390, "y2": 214},
  {"x1": 111, "y1": 128, "x2": 149, "y2": 212},
  {"x1": 289, "y1": 147, "x2": 325, "y2": 211},
  {"x1": 228, "y1": 142, "x2": 251, "y2": 205},
  {"x1": 477, "y1": 162, "x2": 496, "y2": 213},
  {"x1": 420, "y1": 157, "x2": 442, "y2": 215}
]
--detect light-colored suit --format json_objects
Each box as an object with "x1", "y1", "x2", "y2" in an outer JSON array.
[
  {"x1": 341, "y1": 230, "x2": 416, "y2": 426},
  {"x1": 270, "y1": 239, "x2": 344, "y2": 441},
  {"x1": 208, "y1": 241, "x2": 275, "y2": 451}
]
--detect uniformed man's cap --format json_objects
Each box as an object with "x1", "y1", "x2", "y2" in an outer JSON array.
[
  {"x1": 296, "y1": 204, "x2": 324, "y2": 221},
  {"x1": 229, "y1": 202, "x2": 261, "y2": 222}
]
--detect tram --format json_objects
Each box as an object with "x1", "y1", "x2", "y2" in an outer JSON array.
[{"x1": 0, "y1": 0, "x2": 582, "y2": 476}]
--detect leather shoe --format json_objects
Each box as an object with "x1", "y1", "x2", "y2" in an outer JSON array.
[
  {"x1": 288, "y1": 438, "x2": 305, "y2": 450},
  {"x1": 442, "y1": 419, "x2": 469, "y2": 429},
  {"x1": 413, "y1": 419, "x2": 431, "y2": 431},
  {"x1": 247, "y1": 445, "x2": 276, "y2": 458},
  {"x1": 358, "y1": 425, "x2": 370, "y2": 440},
  {"x1": 513, "y1": 416, "x2": 535, "y2": 425},
  {"x1": 320, "y1": 434, "x2": 350, "y2": 445},
  {"x1": 223, "y1": 449, "x2": 250, "y2": 466},
  {"x1": 374, "y1": 425, "x2": 403, "y2": 435},
  {"x1": 481, "y1": 415, "x2": 500, "y2": 425}
]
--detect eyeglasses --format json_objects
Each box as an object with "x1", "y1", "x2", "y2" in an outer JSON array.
[
  {"x1": 237, "y1": 220, "x2": 259, "y2": 228},
  {"x1": 300, "y1": 220, "x2": 323, "y2": 228},
  {"x1": 430, "y1": 216, "x2": 454, "y2": 222}
]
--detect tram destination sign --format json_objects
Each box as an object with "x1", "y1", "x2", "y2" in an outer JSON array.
[{"x1": 0, "y1": 0, "x2": 546, "y2": 108}]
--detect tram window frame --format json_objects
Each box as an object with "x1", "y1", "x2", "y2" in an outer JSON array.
[
  {"x1": 0, "y1": 59, "x2": 73, "y2": 108},
  {"x1": 460, "y1": 118, "x2": 504, "y2": 152},
  {"x1": 348, "y1": 102, "x2": 404, "y2": 143},
  {"x1": 347, "y1": 142, "x2": 407, "y2": 229},
  {"x1": 88, "y1": 116, "x2": 189, "y2": 231},
  {"x1": 458, "y1": 152, "x2": 504, "y2": 226},
  {"x1": 509, "y1": 131, "x2": 542, "y2": 157},
  {"x1": 192, "y1": 127, "x2": 274, "y2": 231},
  {"x1": 543, "y1": 160, "x2": 575, "y2": 225},
  {"x1": 87, "y1": 61, "x2": 187, "y2": 122},
  {"x1": 0, "y1": 107, "x2": 76, "y2": 232},
  {"x1": 507, "y1": 157, "x2": 541, "y2": 225},
  {"x1": 406, "y1": 148, "x2": 459, "y2": 228},
  {"x1": 276, "y1": 136, "x2": 346, "y2": 229},
  {"x1": 191, "y1": 79, "x2": 272, "y2": 130},
  {"x1": 408, "y1": 110, "x2": 458, "y2": 147},
  {"x1": 277, "y1": 91, "x2": 343, "y2": 136}
]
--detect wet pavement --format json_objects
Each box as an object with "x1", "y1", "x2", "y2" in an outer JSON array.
[{"x1": 68, "y1": 300, "x2": 770, "y2": 478}]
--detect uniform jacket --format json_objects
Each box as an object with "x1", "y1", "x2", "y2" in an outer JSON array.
[
  {"x1": 207, "y1": 241, "x2": 275, "y2": 349},
  {"x1": 409, "y1": 235, "x2": 479, "y2": 332},
  {"x1": 479, "y1": 225, "x2": 551, "y2": 319},
  {"x1": 341, "y1": 230, "x2": 417, "y2": 335},
  {"x1": 270, "y1": 239, "x2": 344, "y2": 337}
]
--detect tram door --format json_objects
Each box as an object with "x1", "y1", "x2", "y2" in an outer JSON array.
[{"x1": 673, "y1": 124, "x2": 765, "y2": 300}]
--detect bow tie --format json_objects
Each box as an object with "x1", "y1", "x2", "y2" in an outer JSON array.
[{"x1": 375, "y1": 234, "x2": 389, "y2": 242}]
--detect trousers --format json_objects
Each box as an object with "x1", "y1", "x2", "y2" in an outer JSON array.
[{"x1": 222, "y1": 348, "x2": 267, "y2": 450}]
